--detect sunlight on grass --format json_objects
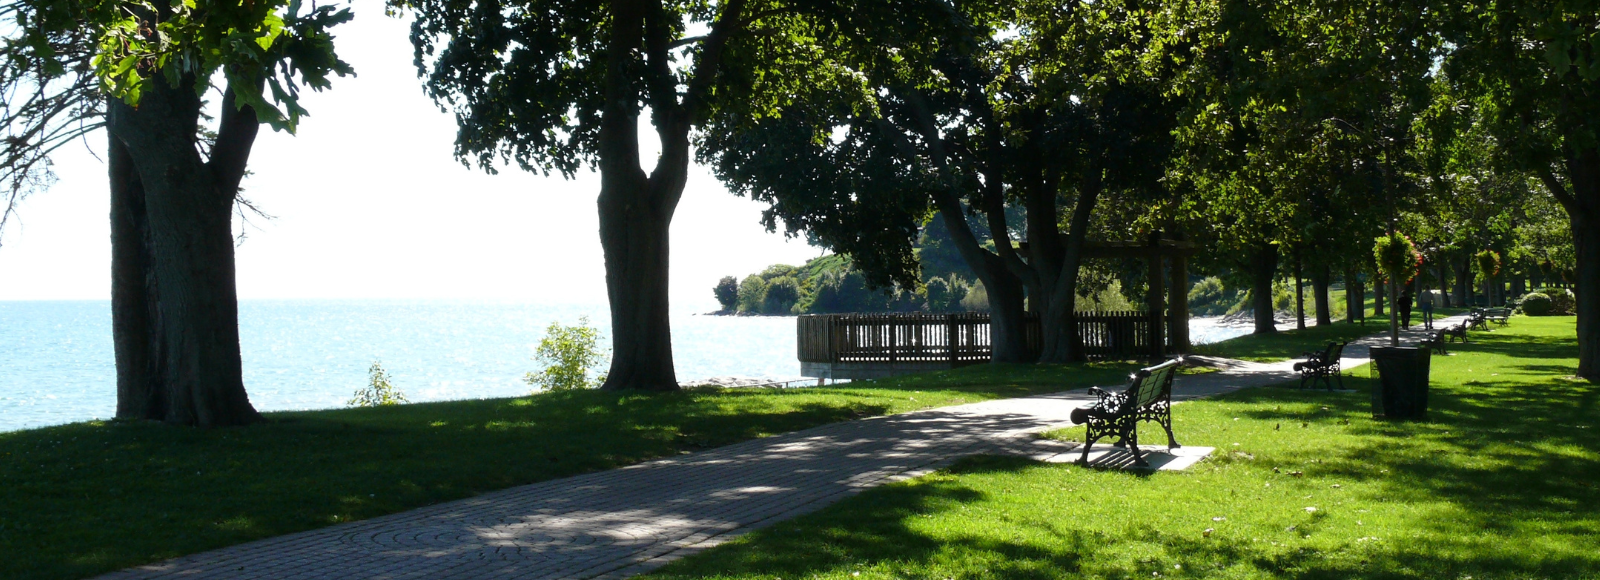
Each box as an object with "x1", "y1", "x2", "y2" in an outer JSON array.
[
  {"x1": 646, "y1": 316, "x2": 1598, "y2": 580},
  {"x1": 0, "y1": 358, "x2": 1137, "y2": 580}
]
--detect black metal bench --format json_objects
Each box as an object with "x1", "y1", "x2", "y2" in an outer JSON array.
[
  {"x1": 1293, "y1": 341, "x2": 1347, "y2": 390},
  {"x1": 1418, "y1": 329, "x2": 1449, "y2": 355},
  {"x1": 1468, "y1": 308, "x2": 1491, "y2": 331},
  {"x1": 1070, "y1": 358, "x2": 1183, "y2": 467},
  {"x1": 1485, "y1": 307, "x2": 1511, "y2": 326}
]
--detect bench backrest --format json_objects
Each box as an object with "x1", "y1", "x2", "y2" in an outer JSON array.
[
  {"x1": 1120, "y1": 358, "x2": 1183, "y2": 413},
  {"x1": 1326, "y1": 341, "x2": 1346, "y2": 361},
  {"x1": 1488, "y1": 307, "x2": 1510, "y2": 317}
]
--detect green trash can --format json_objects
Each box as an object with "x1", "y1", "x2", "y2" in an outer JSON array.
[{"x1": 1369, "y1": 346, "x2": 1430, "y2": 420}]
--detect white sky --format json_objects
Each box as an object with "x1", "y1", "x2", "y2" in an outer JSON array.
[{"x1": 0, "y1": 1, "x2": 822, "y2": 310}]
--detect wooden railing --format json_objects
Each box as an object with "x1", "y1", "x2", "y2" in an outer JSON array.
[{"x1": 798, "y1": 311, "x2": 1160, "y2": 364}]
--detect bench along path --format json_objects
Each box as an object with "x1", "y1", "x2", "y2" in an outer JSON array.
[{"x1": 100, "y1": 317, "x2": 1464, "y2": 580}]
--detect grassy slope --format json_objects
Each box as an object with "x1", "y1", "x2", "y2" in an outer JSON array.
[
  {"x1": 0, "y1": 362, "x2": 1139, "y2": 580},
  {"x1": 647, "y1": 316, "x2": 1599, "y2": 580}
]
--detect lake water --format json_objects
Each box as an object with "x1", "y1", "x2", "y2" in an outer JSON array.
[{"x1": 0, "y1": 300, "x2": 1252, "y2": 433}]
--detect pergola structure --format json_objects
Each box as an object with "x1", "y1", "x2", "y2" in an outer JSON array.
[{"x1": 1079, "y1": 234, "x2": 1197, "y2": 354}]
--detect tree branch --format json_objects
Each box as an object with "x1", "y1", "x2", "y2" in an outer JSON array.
[{"x1": 208, "y1": 88, "x2": 261, "y2": 198}]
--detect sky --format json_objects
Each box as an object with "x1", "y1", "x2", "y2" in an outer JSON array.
[{"x1": 0, "y1": 0, "x2": 823, "y2": 312}]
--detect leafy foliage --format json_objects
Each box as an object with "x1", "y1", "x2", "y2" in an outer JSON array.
[
  {"x1": 524, "y1": 317, "x2": 607, "y2": 392},
  {"x1": 1374, "y1": 232, "x2": 1423, "y2": 286},
  {"x1": 348, "y1": 361, "x2": 409, "y2": 407},
  {"x1": 713, "y1": 276, "x2": 739, "y2": 312}
]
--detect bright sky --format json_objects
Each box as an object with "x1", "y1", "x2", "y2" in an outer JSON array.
[{"x1": 0, "y1": 1, "x2": 822, "y2": 311}]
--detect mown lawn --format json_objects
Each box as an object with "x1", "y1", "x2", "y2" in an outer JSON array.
[
  {"x1": 1192, "y1": 319, "x2": 1383, "y2": 362},
  {"x1": 647, "y1": 316, "x2": 1598, "y2": 580},
  {"x1": 0, "y1": 360, "x2": 1140, "y2": 580}
]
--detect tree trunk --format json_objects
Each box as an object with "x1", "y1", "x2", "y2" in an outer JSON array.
[
  {"x1": 110, "y1": 132, "x2": 163, "y2": 421},
  {"x1": 1293, "y1": 253, "x2": 1305, "y2": 330},
  {"x1": 1576, "y1": 208, "x2": 1599, "y2": 380},
  {"x1": 1251, "y1": 243, "x2": 1278, "y2": 334},
  {"x1": 1438, "y1": 262, "x2": 1451, "y2": 306},
  {"x1": 1313, "y1": 264, "x2": 1331, "y2": 326},
  {"x1": 1345, "y1": 268, "x2": 1362, "y2": 323},
  {"x1": 597, "y1": 180, "x2": 681, "y2": 390},
  {"x1": 107, "y1": 80, "x2": 259, "y2": 426},
  {"x1": 931, "y1": 198, "x2": 1031, "y2": 363},
  {"x1": 1167, "y1": 255, "x2": 1191, "y2": 352},
  {"x1": 1036, "y1": 177, "x2": 1099, "y2": 364},
  {"x1": 1374, "y1": 280, "x2": 1385, "y2": 315}
]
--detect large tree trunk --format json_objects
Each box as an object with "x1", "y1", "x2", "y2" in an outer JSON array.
[
  {"x1": 1576, "y1": 208, "x2": 1599, "y2": 380},
  {"x1": 1345, "y1": 268, "x2": 1362, "y2": 323},
  {"x1": 1036, "y1": 177, "x2": 1098, "y2": 364},
  {"x1": 110, "y1": 132, "x2": 163, "y2": 420},
  {"x1": 107, "y1": 80, "x2": 259, "y2": 426},
  {"x1": 1251, "y1": 243, "x2": 1278, "y2": 334},
  {"x1": 1546, "y1": 148, "x2": 1599, "y2": 380},
  {"x1": 597, "y1": 180, "x2": 681, "y2": 390},
  {"x1": 1437, "y1": 262, "x2": 1451, "y2": 306},
  {"x1": 1312, "y1": 264, "x2": 1331, "y2": 326},
  {"x1": 1293, "y1": 253, "x2": 1305, "y2": 330},
  {"x1": 1374, "y1": 277, "x2": 1385, "y2": 315}
]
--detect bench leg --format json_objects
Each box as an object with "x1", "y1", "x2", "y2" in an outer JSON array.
[
  {"x1": 1124, "y1": 425, "x2": 1148, "y2": 467},
  {"x1": 1158, "y1": 415, "x2": 1180, "y2": 449}
]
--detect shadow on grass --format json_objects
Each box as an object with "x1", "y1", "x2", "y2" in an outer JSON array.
[{"x1": 649, "y1": 320, "x2": 1600, "y2": 580}]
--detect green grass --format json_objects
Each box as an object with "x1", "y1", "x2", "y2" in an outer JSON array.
[
  {"x1": 1192, "y1": 320, "x2": 1384, "y2": 362},
  {"x1": 645, "y1": 316, "x2": 1597, "y2": 580},
  {"x1": 0, "y1": 361, "x2": 1142, "y2": 580}
]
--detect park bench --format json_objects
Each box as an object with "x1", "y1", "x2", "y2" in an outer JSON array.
[
  {"x1": 1468, "y1": 308, "x2": 1491, "y2": 331},
  {"x1": 1293, "y1": 341, "x2": 1347, "y2": 390},
  {"x1": 1443, "y1": 322, "x2": 1470, "y2": 343},
  {"x1": 1485, "y1": 307, "x2": 1512, "y2": 326},
  {"x1": 1069, "y1": 358, "x2": 1183, "y2": 467},
  {"x1": 1418, "y1": 329, "x2": 1450, "y2": 355}
]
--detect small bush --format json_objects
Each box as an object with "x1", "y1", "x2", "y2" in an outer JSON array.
[
  {"x1": 1516, "y1": 292, "x2": 1554, "y2": 316},
  {"x1": 763, "y1": 276, "x2": 802, "y2": 314},
  {"x1": 736, "y1": 275, "x2": 768, "y2": 313},
  {"x1": 525, "y1": 317, "x2": 608, "y2": 392},
  {"x1": 1187, "y1": 277, "x2": 1232, "y2": 316},
  {"x1": 349, "y1": 361, "x2": 408, "y2": 407},
  {"x1": 1543, "y1": 288, "x2": 1577, "y2": 315},
  {"x1": 962, "y1": 281, "x2": 990, "y2": 311},
  {"x1": 713, "y1": 276, "x2": 738, "y2": 312}
]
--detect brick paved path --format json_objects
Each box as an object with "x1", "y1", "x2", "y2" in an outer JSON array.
[{"x1": 100, "y1": 317, "x2": 1460, "y2": 580}]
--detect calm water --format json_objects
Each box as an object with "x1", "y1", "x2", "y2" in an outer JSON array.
[{"x1": 0, "y1": 300, "x2": 1252, "y2": 433}]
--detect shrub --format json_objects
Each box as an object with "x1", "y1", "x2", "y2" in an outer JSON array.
[
  {"x1": 1516, "y1": 292, "x2": 1554, "y2": 316},
  {"x1": 736, "y1": 275, "x2": 767, "y2": 313},
  {"x1": 759, "y1": 264, "x2": 798, "y2": 279},
  {"x1": 1187, "y1": 277, "x2": 1230, "y2": 316},
  {"x1": 524, "y1": 317, "x2": 607, "y2": 392},
  {"x1": 763, "y1": 276, "x2": 802, "y2": 314},
  {"x1": 349, "y1": 361, "x2": 408, "y2": 407},
  {"x1": 713, "y1": 276, "x2": 738, "y2": 312},
  {"x1": 1544, "y1": 288, "x2": 1577, "y2": 315},
  {"x1": 925, "y1": 277, "x2": 952, "y2": 312},
  {"x1": 961, "y1": 280, "x2": 990, "y2": 311}
]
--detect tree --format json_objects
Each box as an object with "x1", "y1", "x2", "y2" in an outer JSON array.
[
  {"x1": 1434, "y1": 3, "x2": 1598, "y2": 377},
  {"x1": 713, "y1": 276, "x2": 738, "y2": 312},
  {"x1": 400, "y1": 0, "x2": 926, "y2": 389},
  {"x1": 3, "y1": 0, "x2": 351, "y2": 425},
  {"x1": 703, "y1": 0, "x2": 1190, "y2": 363}
]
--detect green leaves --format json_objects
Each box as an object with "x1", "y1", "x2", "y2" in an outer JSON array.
[{"x1": 87, "y1": 0, "x2": 353, "y2": 133}]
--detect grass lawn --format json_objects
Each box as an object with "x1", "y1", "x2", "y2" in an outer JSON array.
[
  {"x1": 0, "y1": 361, "x2": 1143, "y2": 580},
  {"x1": 1192, "y1": 320, "x2": 1384, "y2": 362},
  {"x1": 646, "y1": 316, "x2": 1599, "y2": 580}
]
